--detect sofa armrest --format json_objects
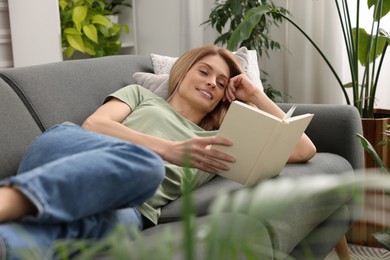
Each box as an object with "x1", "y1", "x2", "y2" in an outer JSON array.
[{"x1": 278, "y1": 103, "x2": 364, "y2": 170}]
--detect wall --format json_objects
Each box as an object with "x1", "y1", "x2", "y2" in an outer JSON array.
[
  {"x1": 134, "y1": 0, "x2": 217, "y2": 57},
  {"x1": 0, "y1": 0, "x2": 12, "y2": 68},
  {"x1": 8, "y1": 0, "x2": 62, "y2": 67}
]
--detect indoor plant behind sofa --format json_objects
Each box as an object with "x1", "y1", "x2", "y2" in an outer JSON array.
[{"x1": 0, "y1": 54, "x2": 363, "y2": 259}]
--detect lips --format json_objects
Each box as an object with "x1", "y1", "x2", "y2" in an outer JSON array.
[{"x1": 196, "y1": 88, "x2": 213, "y2": 100}]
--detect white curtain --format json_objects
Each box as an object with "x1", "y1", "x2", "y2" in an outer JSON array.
[
  {"x1": 180, "y1": 0, "x2": 219, "y2": 52},
  {"x1": 263, "y1": 0, "x2": 390, "y2": 109},
  {"x1": 261, "y1": 0, "x2": 347, "y2": 105}
]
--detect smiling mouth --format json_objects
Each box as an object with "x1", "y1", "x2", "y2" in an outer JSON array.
[{"x1": 196, "y1": 88, "x2": 213, "y2": 100}]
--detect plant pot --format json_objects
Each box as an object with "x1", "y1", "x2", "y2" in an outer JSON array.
[
  {"x1": 347, "y1": 109, "x2": 390, "y2": 248},
  {"x1": 362, "y1": 113, "x2": 390, "y2": 169}
]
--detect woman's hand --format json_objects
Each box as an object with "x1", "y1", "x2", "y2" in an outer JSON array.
[
  {"x1": 225, "y1": 74, "x2": 260, "y2": 103},
  {"x1": 163, "y1": 136, "x2": 235, "y2": 174}
]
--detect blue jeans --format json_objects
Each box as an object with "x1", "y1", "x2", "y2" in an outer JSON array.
[{"x1": 0, "y1": 124, "x2": 164, "y2": 259}]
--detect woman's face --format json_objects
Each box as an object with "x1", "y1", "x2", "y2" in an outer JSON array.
[{"x1": 175, "y1": 55, "x2": 230, "y2": 114}]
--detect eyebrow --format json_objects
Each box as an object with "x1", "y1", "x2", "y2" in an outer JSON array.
[{"x1": 198, "y1": 62, "x2": 229, "y2": 81}]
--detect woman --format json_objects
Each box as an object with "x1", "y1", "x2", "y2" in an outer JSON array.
[{"x1": 0, "y1": 45, "x2": 316, "y2": 258}]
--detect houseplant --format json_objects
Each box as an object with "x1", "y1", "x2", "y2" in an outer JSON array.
[
  {"x1": 203, "y1": 0, "x2": 289, "y2": 102},
  {"x1": 59, "y1": 0, "x2": 129, "y2": 58},
  {"x1": 226, "y1": 0, "x2": 390, "y2": 119}
]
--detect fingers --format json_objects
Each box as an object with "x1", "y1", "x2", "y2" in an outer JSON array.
[
  {"x1": 189, "y1": 137, "x2": 235, "y2": 174},
  {"x1": 225, "y1": 77, "x2": 239, "y2": 102},
  {"x1": 225, "y1": 85, "x2": 236, "y2": 102},
  {"x1": 191, "y1": 156, "x2": 228, "y2": 174},
  {"x1": 192, "y1": 154, "x2": 231, "y2": 174},
  {"x1": 225, "y1": 74, "x2": 258, "y2": 103}
]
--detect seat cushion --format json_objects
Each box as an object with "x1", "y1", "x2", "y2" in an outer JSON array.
[
  {"x1": 142, "y1": 214, "x2": 275, "y2": 259},
  {"x1": 158, "y1": 153, "x2": 353, "y2": 224}
]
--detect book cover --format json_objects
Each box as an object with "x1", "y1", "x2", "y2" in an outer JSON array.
[{"x1": 213, "y1": 101, "x2": 314, "y2": 186}]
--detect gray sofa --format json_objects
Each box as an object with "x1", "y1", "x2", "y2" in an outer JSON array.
[{"x1": 0, "y1": 55, "x2": 364, "y2": 259}]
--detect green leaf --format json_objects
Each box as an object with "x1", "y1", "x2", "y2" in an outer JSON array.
[
  {"x1": 96, "y1": 24, "x2": 109, "y2": 37},
  {"x1": 122, "y1": 24, "x2": 129, "y2": 34},
  {"x1": 66, "y1": 34, "x2": 86, "y2": 53},
  {"x1": 74, "y1": 0, "x2": 85, "y2": 5},
  {"x1": 72, "y1": 5, "x2": 88, "y2": 32},
  {"x1": 343, "y1": 82, "x2": 354, "y2": 88},
  {"x1": 108, "y1": 24, "x2": 121, "y2": 35},
  {"x1": 230, "y1": 0, "x2": 242, "y2": 16},
  {"x1": 84, "y1": 41, "x2": 96, "y2": 56},
  {"x1": 93, "y1": 0, "x2": 106, "y2": 11},
  {"x1": 368, "y1": 0, "x2": 390, "y2": 21},
  {"x1": 372, "y1": 228, "x2": 390, "y2": 251},
  {"x1": 59, "y1": 0, "x2": 68, "y2": 11},
  {"x1": 227, "y1": 6, "x2": 270, "y2": 51},
  {"x1": 83, "y1": 24, "x2": 98, "y2": 43},
  {"x1": 63, "y1": 46, "x2": 75, "y2": 58},
  {"x1": 92, "y1": 15, "x2": 112, "y2": 27},
  {"x1": 356, "y1": 133, "x2": 388, "y2": 173},
  {"x1": 352, "y1": 28, "x2": 388, "y2": 65},
  {"x1": 64, "y1": 28, "x2": 81, "y2": 35}
]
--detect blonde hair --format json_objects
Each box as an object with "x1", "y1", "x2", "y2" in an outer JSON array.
[{"x1": 168, "y1": 45, "x2": 244, "y2": 130}]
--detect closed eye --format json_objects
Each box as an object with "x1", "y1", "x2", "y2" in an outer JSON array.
[
  {"x1": 217, "y1": 81, "x2": 226, "y2": 88},
  {"x1": 199, "y1": 70, "x2": 208, "y2": 76}
]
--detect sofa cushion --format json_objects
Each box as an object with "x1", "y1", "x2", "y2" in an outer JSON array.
[
  {"x1": 158, "y1": 152, "x2": 353, "y2": 224},
  {"x1": 0, "y1": 77, "x2": 42, "y2": 179},
  {"x1": 132, "y1": 72, "x2": 169, "y2": 99},
  {"x1": 0, "y1": 55, "x2": 153, "y2": 130},
  {"x1": 141, "y1": 214, "x2": 275, "y2": 259}
]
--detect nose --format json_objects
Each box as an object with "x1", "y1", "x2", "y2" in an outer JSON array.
[{"x1": 207, "y1": 78, "x2": 217, "y2": 88}]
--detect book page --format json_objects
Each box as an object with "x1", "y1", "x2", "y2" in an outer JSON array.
[
  {"x1": 213, "y1": 101, "x2": 279, "y2": 184},
  {"x1": 213, "y1": 101, "x2": 314, "y2": 186},
  {"x1": 246, "y1": 114, "x2": 313, "y2": 185}
]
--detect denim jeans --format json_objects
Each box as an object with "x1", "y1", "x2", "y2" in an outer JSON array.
[{"x1": 0, "y1": 124, "x2": 165, "y2": 260}]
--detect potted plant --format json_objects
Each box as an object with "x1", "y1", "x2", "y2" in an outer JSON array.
[
  {"x1": 226, "y1": 0, "x2": 390, "y2": 119},
  {"x1": 203, "y1": 0, "x2": 289, "y2": 102},
  {"x1": 59, "y1": 0, "x2": 129, "y2": 58}
]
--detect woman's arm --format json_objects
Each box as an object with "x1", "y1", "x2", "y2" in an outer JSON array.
[
  {"x1": 82, "y1": 98, "x2": 169, "y2": 156},
  {"x1": 225, "y1": 74, "x2": 317, "y2": 163},
  {"x1": 82, "y1": 98, "x2": 235, "y2": 173}
]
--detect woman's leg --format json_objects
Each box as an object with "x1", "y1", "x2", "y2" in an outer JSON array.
[
  {"x1": 0, "y1": 188, "x2": 36, "y2": 223},
  {"x1": 0, "y1": 123, "x2": 165, "y2": 223},
  {"x1": 0, "y1": 207, "x2": 143, "y2": 260}
]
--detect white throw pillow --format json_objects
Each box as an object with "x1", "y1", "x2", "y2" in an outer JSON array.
[{"x1": 150, "y1": 47, "x2": 263, "y2": 90}]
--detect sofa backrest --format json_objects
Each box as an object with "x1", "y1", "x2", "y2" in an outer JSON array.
[
  {"x1": 0, "y1": 55, "x2": 153, "y2": 130},
  {"x1": 0, "y1": 77, "x2": 42, "y2": 179},
  {"x1": 0, "y1": 55, "x2": 153, "y2": 178}
]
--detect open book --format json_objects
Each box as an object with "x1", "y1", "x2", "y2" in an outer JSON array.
[{"x1": 213, "y1": 101, "x2": 314, "y2": 186}]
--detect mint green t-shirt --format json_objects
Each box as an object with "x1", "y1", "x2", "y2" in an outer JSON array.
[{"x1": 107, "y1": 85, "x2": 216, "y2": 225}]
